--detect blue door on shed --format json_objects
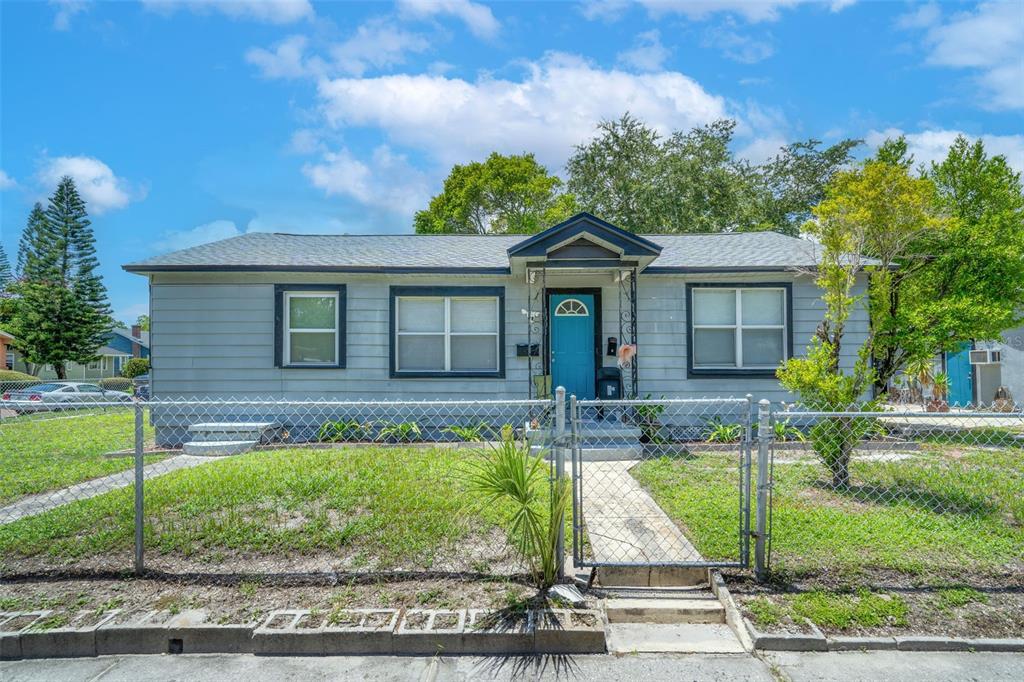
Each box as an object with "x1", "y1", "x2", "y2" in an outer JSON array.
[
  {"x1": 946, "y1": 342, "x2": 974, "y2": 407},
  {"x1": 550, "y1": 294, "x2": 596, "y2": 400}
]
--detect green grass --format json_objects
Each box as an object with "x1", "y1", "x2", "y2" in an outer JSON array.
[
  {"x1": 0, "y1": 446, "x2": 538, "y2": 571},
  {"x1": 936, "y1": 586, "x2": 989, "y2": 609},
  {"x1": 633, "y1": 444, "x2": 1024, "y2": 576},
  {"x1": 790, "y1": 589, "x2": 909, "y2": 629},
  {"x1": 747, "y1": 597, "x2": 785, "y2": 628},
  {"x1": 0, "y1": 409, "x2": 160, "y2": 504}
]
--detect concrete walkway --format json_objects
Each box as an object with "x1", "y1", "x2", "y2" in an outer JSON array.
[
  {"x1": 0, "y1": 455, "x2": 211, "y2": 524},
  {"x1": 579, "y1": 460, "x2": 703, "y2": 564}
]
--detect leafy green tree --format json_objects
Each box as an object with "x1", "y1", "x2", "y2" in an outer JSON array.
[
  {"x1": 9, "y1": 177, "x2": 113, "y2": 379},
  {"x1": 414, "y1": 152, "x2": 576, "y2": 234},
  {"x1": 866, "y1": 136, "x2": 1024, "y2": 391},
  {"x1": 16, "y1": 203, "x2": 47, "y2": 277},
  {"x1": 121, "y1": 357, "x2": 149, "y2": 379},
  {"x1": 136, "y1": 314, "x2": 150, "y2": 331}
]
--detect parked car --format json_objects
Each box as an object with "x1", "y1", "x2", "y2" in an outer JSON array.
[
  {"x1": 133, "y1": 374, "x2": 150, "y2": 401},
  {"x1": 1, "y1": 381, "x2": 133, "y2": 413}
]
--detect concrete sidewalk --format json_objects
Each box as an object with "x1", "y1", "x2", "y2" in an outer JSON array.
[{"x1": 3, "y1": 651, "x2": 1022, "y2": 681}]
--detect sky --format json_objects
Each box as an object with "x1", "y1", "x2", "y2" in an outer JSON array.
[{"x1": 0, "y1": 0, "x2": 1022, "y2": 324}]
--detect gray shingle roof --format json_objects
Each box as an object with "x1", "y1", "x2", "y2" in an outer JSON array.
[{"x1": 124, "y1": 231, "x2": 835, "y2": 273}]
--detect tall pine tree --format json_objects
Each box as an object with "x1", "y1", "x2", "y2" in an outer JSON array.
[
  {"x1": 0, "y1": 242, "x2": 12, "y2": 292},
  {"x1": 10, "y1": 177, "x2": 112, "y2": 379}
]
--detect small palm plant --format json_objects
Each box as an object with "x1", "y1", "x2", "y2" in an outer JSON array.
[{"x1": 466, "y1": 438, "x2": 571, "y2": 589}]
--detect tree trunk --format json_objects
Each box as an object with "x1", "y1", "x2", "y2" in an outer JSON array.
[
  {"x1": 53, "y1": 362, "x2": 66, "y2": 380},
  {"x1": 831, "y1": 441, "x2": 852, "y2": 489}
]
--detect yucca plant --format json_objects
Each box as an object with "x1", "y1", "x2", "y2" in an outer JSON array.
[
  {"x1": 466, "y1": 439, "x2": 570, "y2": 589},
  {"x1": 705, "y1": 418, "x2": 743, "y2": 443}
]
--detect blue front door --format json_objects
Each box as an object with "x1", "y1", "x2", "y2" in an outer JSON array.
[
  {"x1": 550, "y1": 294, "x2": 596, "y2": 399},
  {"x1": 946, "y1": 342, "x2": 974, "y2": 407}
]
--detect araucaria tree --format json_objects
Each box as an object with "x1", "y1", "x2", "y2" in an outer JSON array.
[
  {"x1": 10, "y1": 176, "x2": 113, "y2": 379},
  {"x1": 0, "y1": 242, "x2": 12, "y2": 292}
]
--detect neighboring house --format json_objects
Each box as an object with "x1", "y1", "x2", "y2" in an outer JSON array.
[
  {"x1": 0, "y1": 328, "x2": 14, "y2": 370},
  {"x1": 950, "y1": 325, "x2": 1024, "y2": 406},
  {"x1": 9, "y1": 326, "x2": 150, "y2": 380},
  {"x1": 124, "y1": 213, "x2": 870, "y2": 410}
]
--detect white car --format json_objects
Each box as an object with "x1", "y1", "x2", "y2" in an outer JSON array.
[{"x1": 1, "y1": 381, "x2": 133, "y2": 413}]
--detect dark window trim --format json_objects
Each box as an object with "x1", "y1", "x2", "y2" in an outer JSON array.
[
  {"x1": 274, "y1": 284, "x2": 347, "y2": 369},
  {"x1": 686, "y1": 282, "x2": 793, "y2": 379},
  {"x1": 389, "y1": 286, "x2": 506, "y2": 379},
  {"x1": 544, "y1": 288, "x2": 603, "y2": 396}
]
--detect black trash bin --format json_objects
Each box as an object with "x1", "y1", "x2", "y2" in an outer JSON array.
[{"x1": 596, "y1": 367, "x2": 622, "y2": 400}]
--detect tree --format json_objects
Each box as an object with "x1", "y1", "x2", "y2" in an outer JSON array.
[
  {"x1": 16, "y1": 203, "x2": 47, "y2": 278},
  {"x1": 121, "y1": 357, "x2": 149, "y2": 379},
  {"x1": 0, "y1": 242, "x2": 11, "y2": 292},
  {"x1": 414, "y1": 152, "x2": 576, "y2": 234},
  {"x1": 136, "y1": 314, "x2": 150, "y2": 331},
  {"x1": 8, "y1": 177, "x2": 113, "y2": 379},
  {"x1": 777, "y1": 182, "x2": 880, "y2": 488},
  {"x1": 867, "y1": 136, "x2": 1024, "y2": 391}
]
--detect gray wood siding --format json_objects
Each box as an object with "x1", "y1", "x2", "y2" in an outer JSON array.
[{"x1": 149, "y1": 271, "x2": 868, "y2": 403}]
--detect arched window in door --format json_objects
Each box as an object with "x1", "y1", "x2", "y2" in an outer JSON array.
[{"x1": 554, "y1": 298, "x2": 589, "y2": 316}]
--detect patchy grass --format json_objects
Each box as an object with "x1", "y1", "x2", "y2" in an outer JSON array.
[
  {"x1": 0, "y1": 446, "x2": 546, "y2": 572},
  {"x1": 936, "y1": 586, "x2": 989, "y2": 609},
  {"x1": 633, "y1": 444, "x2": 1024, "y2": 577},
  {"x1": 791, "y1": 589, "x2": 909, "y2": 629},
  {"x1": 0, "y1": 408, "x2": 160, "y2": 504},
  {"x1": 747, "y1": 596, "x2": 785, "y2": 628}
]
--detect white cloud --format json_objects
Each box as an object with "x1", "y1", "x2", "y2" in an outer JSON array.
[
  {"x1": 865, "y1": 128, "x2": 1024, "y2": 174},
  {"x1": 617, "y1": 30, "x2": 671, "y2": 71},
  {"x1": 288, "y1": 129, "x2": 323, "y2": 155},
  {"x1": 303, "y1": 145, "x2": 430, "y2": 217},
  {"x1": 703, "y1": 24, "x2": 775, "y2": 63},
  {"x1": 315, "y1": 52, "x2": 731, "y2": 169},
  {"x1": 142, "y1": 0, "x2": 313, "y2": 24},
  {"x1": 637, "y1": 0, "x2": 848, "y2": 23},
  {"x1": 580, "y1": 0, "x2": 631, "y2": 22},
  {"x1": 245, "y1": 35, "x2": 315, "y2": 79},
  {"x1": 37, "y1": 156, "x2": 142, "y2": 214},
  {"x1": 0, "y1": 170, "x2": 15, "y2": 190},
  {"x1": 154, "y1": 219, "x2": 241, "y2": 252},
  {"x1": 329, "y1": 18, "x2": 431, "y2": 77},
  {"x1": 50, "y1": 0, "x2": 88, "y2": 31},
  {"x1": 397, "y1": 0, "x2": 500, "y2": 39},
  {"x1": 902, "y1": 2, "x2": 1024, "y2": 110}
]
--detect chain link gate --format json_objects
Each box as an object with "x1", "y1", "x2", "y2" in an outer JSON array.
[{"x1": 565, "y1": 395, "x2": 756, "y2": 571}]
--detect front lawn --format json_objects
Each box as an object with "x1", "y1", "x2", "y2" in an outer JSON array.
[
  {"x1": 632, "y1": 443, "x2": 1024, "y2": 577},
  {"x1": 0, "y1": 446, "x2": 535, "y2": 574},
  {"x1": 0, "y1": 409, "x2": 159, "y2": 505}
]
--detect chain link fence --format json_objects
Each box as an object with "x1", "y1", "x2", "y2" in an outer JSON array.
[{"x1": 1, "y1": 386, "x2": 1021, "y2": 588}]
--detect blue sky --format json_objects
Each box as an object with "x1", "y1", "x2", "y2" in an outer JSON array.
[{"x1": 1, "y1": 0, "x2": 1022, "y2": 324}]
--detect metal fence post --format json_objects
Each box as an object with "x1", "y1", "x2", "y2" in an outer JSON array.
[
  {"x1": 554, "y1": 386, "x2": 566, "y2": 580},
  {"x1": 754, "y1": 399, "x2": 772, "y2": 581},
  {"x1": 134, "y1": 401, "x2": 145, "y2": 575}
]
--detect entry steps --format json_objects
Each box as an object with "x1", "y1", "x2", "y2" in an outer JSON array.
[
  {"x1": 527, "y1": 419, "x2": 643, "y2": 461},
  {"x1": 183, "y1": 422, "x2": 281, "y2": 456},
  {"x1": 603, "y1": 588, "x2": 744, "y2": 654}
]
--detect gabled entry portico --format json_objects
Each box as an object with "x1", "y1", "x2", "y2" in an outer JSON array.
[{"x1": 506, "y1": 213, "x2": 663, "y2": 399}]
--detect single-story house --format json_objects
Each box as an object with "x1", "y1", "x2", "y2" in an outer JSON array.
[
  {"x1": 0, "y1": 328, "x2": 14, "y2": 370},
  {"x1": 9, "y1": 326, "x2": 150, "y2": 380},
  {"x1": 124, "y1": 213, "x2": 868, "y2": 415},
  {"x1": 948, "y1": 325, "x2": 1024, "y2": 407}
]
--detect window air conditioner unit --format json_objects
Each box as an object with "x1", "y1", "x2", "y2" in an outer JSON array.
[{"x1": 969, "y1": 349, "x2": 1001, "y2": 365}]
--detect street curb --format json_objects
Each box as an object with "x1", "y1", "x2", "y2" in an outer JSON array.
[
  {"x1": 710, "y1": 570, "x2": 754, "y2": 653},
  {"x1": 743, "y1": 616, "x2": 1024, "y2": 653},
  {"x1": 0, "y1": 607, "x2": 607, "y2": 659}
]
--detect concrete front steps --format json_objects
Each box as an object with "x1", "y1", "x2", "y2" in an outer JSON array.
[
  {"x1": 183, "y1": 422, "x2": 281, "y2": 457},
  {"x1": 527, "y1": 419, "x2": 643, "y2": 461},
  {"x1": 603, "y1": 589, "x2": 745, "y2": 654}
]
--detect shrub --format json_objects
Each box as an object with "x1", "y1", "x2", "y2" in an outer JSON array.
[
  {"x1": 377, "y1": 421, "x2": 422, "y2": 443},
  {"x1": 317, "y1": 419, "x2": 372, "y2": 442},
  {"x1": 705, "y1": 418, "x2": 743, "y2": 443},
  {"x1": 120, "y1": 358, "x2": 149, "y2": 379},
  {"x1": 0, "y1": 370, "x2": 42, "y2": 394},
  {"x1": 98, "y1": 377, "x2": 133, "y2": 392},
  {"x1": 443, "y1": 422, "x2": 492, "y2": 442}
]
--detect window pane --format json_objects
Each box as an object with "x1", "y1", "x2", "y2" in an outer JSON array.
[
  {"x1": 289, "y1": 295, "x2": 336, "y2": 329},
  {"x1": 397, "y1": 335, "x2": 445, "y2": 371},
  {"x1": 398, "y1": 298, "x2": 444, "y2": 333},
  {"x1": 693, "y1": 289, "x2": 736, "y2": 325},
  {"x1": 451, "y1": 335, "x2": 498, "y2": 371},
  {"x1": 289, "y1": 332, "x2": 336, "y2": 364},
  {"x1": 451, "y1": 298, "x2": 497, "y2": 333},
  {"x1": 693, "y1": 329, "x2": 736, "y2": 366},
  {"x1": 742, "y1": 289, "x2": 784, "y2": 325},
  {"x1": 742, "y1": 329, "x2": 784, "y2": 366}
]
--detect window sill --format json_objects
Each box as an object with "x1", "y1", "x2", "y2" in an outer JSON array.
[
  {"x1": 687, "y1": 368, "x2": 779, "y2": 379},
  {"x1": 390, "y1": 371, "x2": 504, "y2": 379},
  {"x1": 281, "y1": 364, "x2": 346, "y2": 370}
]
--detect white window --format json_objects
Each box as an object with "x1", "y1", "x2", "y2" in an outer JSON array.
[
  {"x1": 691, "y1": 287, "x2": 787, "y2": 370},
  {"x1": 283, "y1": 291, "x2": 339, "y2": 366},
  {"x1": 395, "y1": 296, "x2": 501, "y2": 374}
]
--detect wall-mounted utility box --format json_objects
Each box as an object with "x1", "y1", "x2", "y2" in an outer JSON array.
[{"x1": 516, "y1": 343, "x2": 540, "y2": 357}]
